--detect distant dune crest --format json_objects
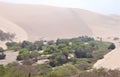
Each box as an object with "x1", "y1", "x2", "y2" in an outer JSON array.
[{"x1": 0, "y1": 2, "x2": 120, "y2": 41}]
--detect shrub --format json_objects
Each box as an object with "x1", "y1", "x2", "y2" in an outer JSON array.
[
  {"x1": 74, "y1": 48, "x2": 93, "y2": 58},
  {"x1": 108, "y1": 43, "x2": 116, "y2": 50},
  {"x1": 0, "y1": 47, "x2": 6, "y2": 59}
]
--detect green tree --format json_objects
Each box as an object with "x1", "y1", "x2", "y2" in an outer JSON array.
[
  {"x1": 108, "y1": 43, "x2": 116, "y2": 50},
  {"x1": 74, "y1": 48, "x2": 93, "y2": 58},
  {"x1": 21, "y1": 41, "x2": 32, "y2": 49},
  {"x1": 34, "y1": 41, "x2": 44, "y2": 50}
]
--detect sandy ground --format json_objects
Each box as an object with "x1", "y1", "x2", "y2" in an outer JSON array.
[
  {"x1": 0, "y1": 41, "x2": 7, "y2": 49},
  {"x1": 37, "y1": 59, "x2": 49, "y2": 65},
  {"x1": 93, "y1": 37, "x2": 120, "y2": 70},
  {"x1": 0, "y1": 51, "x2": 19, "y2": 65}
]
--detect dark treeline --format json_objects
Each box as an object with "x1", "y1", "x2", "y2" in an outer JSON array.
[{"x1": 0, "y1": 30, "x2": 15, "y2": 41}]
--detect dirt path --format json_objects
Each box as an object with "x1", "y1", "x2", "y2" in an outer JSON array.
[
  {"x1": 93, "y1": 37, "x2": 120, "y2": 70},
  {"x1": 0, "y1": 51, "x2": 18, "y2": 65}
]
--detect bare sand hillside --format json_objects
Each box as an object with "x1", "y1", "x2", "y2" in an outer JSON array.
[
  {"x1": 0, "y1": 2, "x2": 120, "y2": 41},
  {"x1": 0, "y1": 2, "x2": 93, "y2": 41},
  {"x1": 0, "y1": 16, "x2": 28, "y2": 48}
]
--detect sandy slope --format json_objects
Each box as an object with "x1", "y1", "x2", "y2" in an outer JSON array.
[
  {"x1": 0, "y1": 16, "x2": 28, "y2": 48},
  {"x1": 0, "y1": 16, "x2": 28, "y2": 42},
  {"x1": 0, "y1": 2, "x2": 120, "y2": 41},
  {"x1": 0, "y1": 2, "x2": 93, "y2": 41}
]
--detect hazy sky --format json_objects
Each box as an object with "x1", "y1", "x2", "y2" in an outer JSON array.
[{"x1": 0, "y1": 0, "x2": 119, "y2": 15}]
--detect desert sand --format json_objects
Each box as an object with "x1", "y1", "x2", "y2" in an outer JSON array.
[
  {"x1": 0, "y1": 16, "x2": 28, "y2": 42},
  {"x1": 0, "y1": 2, "x2": 120, "y2": 41},
  {"x1": 0, "y1": 51, "x2": 18, "y2": 65},
  {"x1": 0, "y1": 2, "x2": 94, "y2": 41},
  {"x1": 0, "y1": 2, "x2": 120, "y2": 69}
]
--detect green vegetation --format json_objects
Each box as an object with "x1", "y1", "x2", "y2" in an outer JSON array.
[
  {"x1": 108, "y1": 43, "x2": 116, "y2": 50},
  {"x1": 1, "y1": 64, "x2": 120, "y2": 77},
  {"x1": 0, "y1": 36, "x2": 116, "y2": 77},
  {"x1": 49, "y1": 51, "x2": 69, "y2": 67},
  {"x1": 17, "y1": 49, "x2": 40, "y2": 65},
  {"x1": 5, "y1": 36, "x2": 114, "y2": 67}
]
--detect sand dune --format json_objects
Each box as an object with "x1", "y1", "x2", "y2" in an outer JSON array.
[
  {"x1": 0, "y1": 2, "x2": 120, "y2": 69},
  {"x1": 0, "y1": 2, "x2": 93, "y2": 41},
  {"x1": 0, "y1": 16, "x2": 28, "y2": 41},
  {"x1": 0, "y1": 2, "x2": 120, "y2": 41}
]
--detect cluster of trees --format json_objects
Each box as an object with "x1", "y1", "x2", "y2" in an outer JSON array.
[
  {"x1": 6, "y1": 40, "x2": 44, "y2": 51},
  {"x1": 1, "y1": 36, "x2": 115, "y2": 77},
  {"x1": 74, "y1": 46, "x2": 93, "y2": 58},
  {"x1": 42, "y1": 37, "x2": 113, "y2": 68},
  {"x1": 6, "y1": 41, "x2": 44, "y2": 65},
  {"x1": 17, "y1": 49, "x2": 40, "y2": 65},
  {"x1": 5, "y1": 36, "x2": 115, "y2": 67},
  {"x1": 49, "y1": 51, "x2": 69, "y2": 67},
  {"x1": 0, "y1": 30, "x2": 15, "y2": 41},
  {"x1": 44, "y1": 44, "x2": 72, "y2": 54}
]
